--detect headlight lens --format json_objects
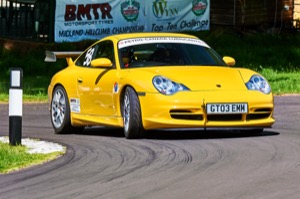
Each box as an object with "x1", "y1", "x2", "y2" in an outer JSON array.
[
  {"x1": 246, "y1": 75, "x2": 271, "y2": 94},
  {"x1": 153, "y1": 76, "x2": 190, "y2": 95}
]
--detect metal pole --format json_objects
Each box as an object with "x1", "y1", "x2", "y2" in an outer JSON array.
[{"x1": 9, "y1": 68, "x2": 23, "y2": 146}]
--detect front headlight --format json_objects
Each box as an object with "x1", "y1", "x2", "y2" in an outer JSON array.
[
  {"x1": 246, "y1": 75, "x2": 271, "y2": 94},
  {"x1": 153, "y1": 76, "x2": 190, "y2": 95}
]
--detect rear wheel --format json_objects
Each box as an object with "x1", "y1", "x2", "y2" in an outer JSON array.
[
  {"x1": 51, "y1": 85, "x2": 84, "y2": 134},
  {"x1": 122, "y1": 87, "x2": 145, "y2": 139}
]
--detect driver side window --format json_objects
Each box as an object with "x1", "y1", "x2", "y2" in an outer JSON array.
[{"x1": 75, "y1": 41, "x2": 114, "y2": 67}]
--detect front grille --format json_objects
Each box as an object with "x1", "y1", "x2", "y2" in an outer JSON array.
[
  {"x1": 169, "y1": 108, "x2": 272, "y2": 122},
  {"x1": 170, "y1": 110, "x2": 203, "y2": 120},
  {"x1": 246, "y1": 108, "x2": 272, "y2": 120}
]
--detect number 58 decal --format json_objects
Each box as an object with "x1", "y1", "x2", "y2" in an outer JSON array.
[{"x1": 83, "y1": 47, "x2": 95, "y2": 66}]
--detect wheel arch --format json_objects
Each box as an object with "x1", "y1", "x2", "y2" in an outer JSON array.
[
  {"x1": 118, "y1": 84, "x2": 144, "y2": 120},
  {"x1": 119, "y1": 84, "x2": 137, "y2": 117},
  {"x1": 120, "y1": 85, "x2": 145, "y2": 139},
  {"x1": 50, "y1": 83, "x2": 73, "y2": 125},
  {"x1": 49, "y1": 83, "x2": 64, "y2": 110},
  {"x1": 51, "y1": 82, "x2": 76, "y2": 106}
]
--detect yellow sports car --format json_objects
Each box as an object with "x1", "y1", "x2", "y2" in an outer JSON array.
[{"x1": 46, "y1": 32, "x2": 275, "y2": 138}]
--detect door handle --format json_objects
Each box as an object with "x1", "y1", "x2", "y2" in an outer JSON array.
[{"x1": 77, "y1": 78, "x2": 83, "y2": 83}]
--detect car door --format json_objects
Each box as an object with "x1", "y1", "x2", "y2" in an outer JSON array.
[{"x1": 75, "y1": 40, "x2": 117, "y2": 117}]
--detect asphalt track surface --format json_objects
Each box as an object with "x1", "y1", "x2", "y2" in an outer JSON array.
[{"x1": 0, "y1": 96, "x2": 300, "y2": 199}]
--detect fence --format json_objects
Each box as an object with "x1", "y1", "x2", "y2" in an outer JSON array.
[{"x1": 0, "y1": 0, "x2": 54, "y2": 41}]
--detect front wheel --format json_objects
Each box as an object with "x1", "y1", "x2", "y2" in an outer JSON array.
[
  {"x1": 51, "y1": 85, "x2": 84, "y2": 134},
  {"x1": 122, "y1": 87, "x2": 145, "y2": 139}
]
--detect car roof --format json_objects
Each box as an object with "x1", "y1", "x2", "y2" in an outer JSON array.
[{"x1": 105, "y1": 32, "x2": 199, "y2": 41}]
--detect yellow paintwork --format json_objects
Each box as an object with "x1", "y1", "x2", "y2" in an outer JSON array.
[
  {"x1": 223, "y1": 56, "x2": 236, "y2": 66},
  {"x1": 91, "y1": 58, "x2": 112, "y2": 68},
  {"x1": 48, "y1": 32, "x2": 275, "y2": 130}
]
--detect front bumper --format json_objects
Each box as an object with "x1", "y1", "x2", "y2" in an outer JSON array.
[{"x1": 139, "y1": 90, "x2": 275, "y2": 130}]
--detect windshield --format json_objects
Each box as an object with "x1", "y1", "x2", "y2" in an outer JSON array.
[{"x1": 118, "y1": 37, "x2": 226, "y2": 68}]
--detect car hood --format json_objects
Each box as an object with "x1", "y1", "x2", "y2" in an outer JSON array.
[{"x1": 137, "y1": 66, "x2": 247, "y2": 91}]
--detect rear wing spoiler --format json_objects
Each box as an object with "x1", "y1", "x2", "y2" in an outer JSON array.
[{"x1": 45, "y1": 51, "x2": 83, "y2": 65}]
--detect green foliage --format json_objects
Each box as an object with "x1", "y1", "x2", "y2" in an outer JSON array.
[{"x1": 193, "y1": 30, "x2": 300, "y2": 72}]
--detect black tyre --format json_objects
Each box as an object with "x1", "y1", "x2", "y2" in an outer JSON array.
[
  {"x1": 50, "y1": 85, "x2": 84, "y2": 134},
  {"x1": 122, "y1": 87, "x2": 145, "y2": 139}
]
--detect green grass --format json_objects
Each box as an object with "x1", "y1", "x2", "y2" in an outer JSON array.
[
  {"x1": 0, "y1": 141, "x2": 63, "y2": 174},
  {"x1": 0, "y1": 75, "x2": 49, "y2": 102},
  {"x1": 261, "y1": 69, "x2": 300, "y2": 95},
  {"x1": 0, "y1": 93, "x2": 48, "y2": 103}
]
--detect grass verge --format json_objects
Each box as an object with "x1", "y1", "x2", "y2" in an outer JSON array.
[
  {"x1": 0, "y1": 93, "x2": 48, "y2": 103},
  {"x1": 261, "y1": 69, "x2": 300, "y2": 95},
  {"x1": 0, "y1": 141, "x2": 63, "y2": 174}
]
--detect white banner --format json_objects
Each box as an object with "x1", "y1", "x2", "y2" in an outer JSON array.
[{"x1": 55, "y1": 0, "x2": 210, "y2": 42}]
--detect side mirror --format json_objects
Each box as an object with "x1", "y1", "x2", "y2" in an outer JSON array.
[
  {"x1": 223, "y1": 56, "x2": 236, "y2": 66},
  {"x1": 91, "y1": 58, "x2": 112, "y2": 68}
]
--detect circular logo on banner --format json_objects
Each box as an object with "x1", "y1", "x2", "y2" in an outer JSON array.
[
  {"x1": 121, "y1": 0, "x2": 140, "y2": 22},
  {"x1": 192, "y1": 0, "x2": 208, "y2": 16}
]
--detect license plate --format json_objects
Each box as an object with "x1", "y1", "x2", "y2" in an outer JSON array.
[{"x1": 206, "y1": 103, "x2": 248, "y2": 114}]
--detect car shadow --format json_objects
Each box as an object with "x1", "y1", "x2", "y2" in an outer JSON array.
[
  {"x1": 146, "y1": 129, "x2": 279, "y2": 140},
  {"x1": 78, "y1": 127, "x2": 279, "y2": 140},
  {"x1": 78, "y1": 126, "x2": 125, "y2": 138}
]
